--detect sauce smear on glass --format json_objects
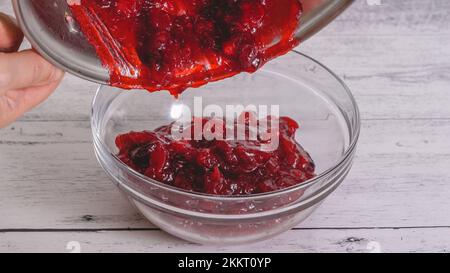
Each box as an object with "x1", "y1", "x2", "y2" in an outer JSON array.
[{"x1": 69, "y1": 0, "x2": 303, "y2": 95}]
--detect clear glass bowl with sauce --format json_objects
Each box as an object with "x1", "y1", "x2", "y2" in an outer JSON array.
[{"x1": 91, "y1": 51, "x2": 360, "y2": 245}]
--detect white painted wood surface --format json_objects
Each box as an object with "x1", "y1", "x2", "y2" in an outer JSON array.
[{"x1": 1, "y1": 0, "x2": 450, "y2": 252}]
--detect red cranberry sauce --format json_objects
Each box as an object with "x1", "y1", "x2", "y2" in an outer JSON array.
[
  {"x1": 69, "y1": 0, "x2": 303, "y2": 95},
  {"x1": 115, "y1": 115, "x2": 315, "y2": 195}
]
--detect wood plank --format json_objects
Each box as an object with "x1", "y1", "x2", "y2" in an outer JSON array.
[
  {"x1": 1, "y1": 118, "x2": 450, "y2": 229},
  {"x1": 20, "y1": 31, "x2": 450, "y2": 121},
  {"x1": 316, "y1": 0, "x2": 450, "y2": 35},
  {"x1": 0, "y1": 227, "x2": 448, "y2": 253},
  {"x1": 0, "y1": 2, "x2": 13, "y2": 13},
  {"x1": 14, "y1": 41, "x2": 450, "y2": 122}
]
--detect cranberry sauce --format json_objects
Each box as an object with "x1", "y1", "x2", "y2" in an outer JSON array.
[
  {"x1": 69, "y1": 0, "x2": 303, "y2": 95},
  {"x1": 115, "y1": 115, "x2": 315, "y2": 195}
]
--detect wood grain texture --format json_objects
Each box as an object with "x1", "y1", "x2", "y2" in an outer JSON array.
[
  {"x1": 1, "y1": 228, "x2": 449, "y2": 253},
  {"x1": 1, "y1": 119, "x2": 450, "y2": 229},
  {"x1": 1, "y1": 0, "x2": 450, "y2": 252}
]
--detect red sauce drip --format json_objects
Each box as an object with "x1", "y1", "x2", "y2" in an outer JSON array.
[
  {"x1": 115, "y1": 115, "x2": 316, "y2": 195},
  {"x1": 69, "y1": 0, "x2": 303, "y2": 95}
]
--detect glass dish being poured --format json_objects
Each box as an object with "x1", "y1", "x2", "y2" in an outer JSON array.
[{"x1": 12, "y1": 0, "x2": 354, "y2": 92}]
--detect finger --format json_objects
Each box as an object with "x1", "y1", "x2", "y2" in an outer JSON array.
[
  {"x1": 0, "y1": 79, "x2": 62, "y2": 128},
  {"x1": 0, "y1": 50, "x2": 64, "y2": 91},
  {"x1": 0, "y1": 12, "x2": 24, "y2": 52}
]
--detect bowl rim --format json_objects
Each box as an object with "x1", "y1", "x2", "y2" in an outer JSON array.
[{"x1": 91, "y1": 50, "x2": 361, "y2": 201}]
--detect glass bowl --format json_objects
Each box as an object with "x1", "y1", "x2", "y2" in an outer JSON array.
[{"x1": 91, "y1": 51, "x2": 360, "y2": 245}]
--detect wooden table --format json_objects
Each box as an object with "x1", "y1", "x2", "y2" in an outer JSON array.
[{"x1": 1, "y1": 0, "x2": 449, "y2": 253}]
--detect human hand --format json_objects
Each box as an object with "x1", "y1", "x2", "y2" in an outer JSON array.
[{"x1": 0, "y1": 12, "x2": 64, "y2": 128}]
